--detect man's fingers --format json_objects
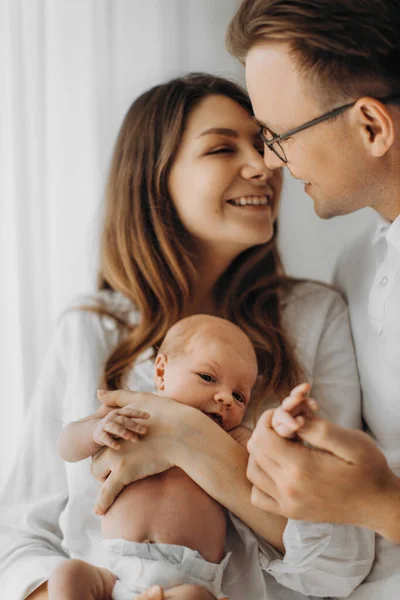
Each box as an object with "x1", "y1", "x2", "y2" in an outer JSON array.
[
  {"x1": 247, "y1": 455, "x2": 279, "y2": 498},
  {"x1": 251, "y1": 485, "x2": 281, "y2": 514},
  {"x1": 249, "y1": 416, "x2": 298, "y2": 464},
  {"x1": 298, "y1": 418, "x2": 373, "y2": 462},
  {"x1": 93, "y1": 472, "x2": 125, "y2": 516}
]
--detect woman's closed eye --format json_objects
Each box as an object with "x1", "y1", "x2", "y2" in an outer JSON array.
[
  {"x1": 198, "y1": 373, "x2": 216, "y2": 383},
  {"x1": 206, "y1": 146, "x2": 234, "y2": 155}
]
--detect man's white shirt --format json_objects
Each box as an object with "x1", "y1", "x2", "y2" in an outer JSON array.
[{"x1": 334, "y1": 213, "x2": 400, "y2": 598}]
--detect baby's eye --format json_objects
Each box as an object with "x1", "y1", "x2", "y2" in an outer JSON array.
[
  {"x1": 232, "y1": 391, "x2": 245, "y2": 404},
  {"x1": 198, "y1": 373, "x2": 216, "y2": 383},
  {"x1": 254, "y1": 144, "x2": 265, "y2": 156}
]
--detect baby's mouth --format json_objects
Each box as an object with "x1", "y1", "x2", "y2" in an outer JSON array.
[{"x1": 204, "y1": 412, "x2": 223, "y2": 426}]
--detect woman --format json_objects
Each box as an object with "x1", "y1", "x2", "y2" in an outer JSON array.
[{"x1": 0, "y1": 74, "x2": 374, "y2": 600}]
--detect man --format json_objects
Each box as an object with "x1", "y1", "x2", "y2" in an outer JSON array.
[{"x1": 226, "y1": 0, "x2": 400, "y2": 596}]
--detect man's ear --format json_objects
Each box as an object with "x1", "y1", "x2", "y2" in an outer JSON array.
[
  {"x1": 154, "y1": 353, "x2": 167, "y2": 391},
  {"x1": 355, "y1": 97, "x2": 395, "y2": 157}
]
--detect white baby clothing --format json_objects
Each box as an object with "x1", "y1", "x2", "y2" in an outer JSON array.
[{"x1": 103, "y1": 539, "x2": 230, "y2": 600}]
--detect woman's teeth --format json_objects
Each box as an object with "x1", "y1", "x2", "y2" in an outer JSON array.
[{"x1": 229, "y1": 195, "x2": 269, "y2": 207}]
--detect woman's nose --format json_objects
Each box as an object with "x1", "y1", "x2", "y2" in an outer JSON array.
[
  {"x1": 263, "y1": 145, "x2": 285, "y2": 171},
  {"x1": 241, "y1": 150, "x2": 272, "y2": 182}
]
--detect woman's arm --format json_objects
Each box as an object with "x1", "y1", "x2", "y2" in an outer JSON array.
[
  {"x1": 0, "y1": 307, "x2": 115, "y2": 598},
  {"x1": 91, "y1": 390, "x2": 287, "y2": 552}
]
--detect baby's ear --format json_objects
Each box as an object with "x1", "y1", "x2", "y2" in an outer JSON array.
[{"x1": 154, "y1": 353, "x2": 167, "y2": 391}]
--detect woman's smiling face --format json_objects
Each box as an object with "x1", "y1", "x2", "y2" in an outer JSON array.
[{"x1": 168, "y1": 94, "x2": 281, "y2": 261}]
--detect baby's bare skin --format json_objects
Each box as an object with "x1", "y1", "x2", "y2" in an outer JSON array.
[{"x1": 102, "y1": 466, "x2": 227, "y2": 564}]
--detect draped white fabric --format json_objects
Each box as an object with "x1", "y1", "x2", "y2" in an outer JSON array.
[{"x1": 1, "y1": 0, "x2": 242, "y2": 484}]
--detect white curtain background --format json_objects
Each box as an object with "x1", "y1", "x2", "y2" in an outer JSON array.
[
  {"x1": 1, "y1": 0, "x2": 243, "y2": 484},
  {"x1": 1, "y1": 0, "x2": 374, "y2": 485}
]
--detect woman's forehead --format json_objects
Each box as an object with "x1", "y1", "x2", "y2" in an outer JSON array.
[{"x1": 182, "y1": 94, "x2": 257, "y2": 139}]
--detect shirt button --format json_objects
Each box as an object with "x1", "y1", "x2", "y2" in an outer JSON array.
[{"x1": 380, "y1": 276, "x2": 388, "y2": 286}]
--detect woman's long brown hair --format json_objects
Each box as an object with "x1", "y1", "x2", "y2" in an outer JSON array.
[{"x1": 91, "y1": 73, "x2": 304, "y2": 405}]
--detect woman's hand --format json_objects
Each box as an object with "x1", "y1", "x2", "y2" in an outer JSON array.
[
  {"x1": 91, "y1": 390, "x2": 196, "y2": 515},
  {"x1": 92, "y1": 389, "x2": 286, "y2": 551}
]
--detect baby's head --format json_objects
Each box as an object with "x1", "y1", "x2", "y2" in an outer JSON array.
[{"x1": 155, "y1": 315, "x2": 258, "y2": 430}]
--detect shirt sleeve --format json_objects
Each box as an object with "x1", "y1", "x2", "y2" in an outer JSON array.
[
  {"x1": 258, "y1": 286, "x2": 375, "y2": 597},
  {"x1": 0, "y1": 307, "x2": 115, "y2": 599}
]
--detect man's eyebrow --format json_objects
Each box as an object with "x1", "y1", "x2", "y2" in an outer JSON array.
[
  {"x1": 198, "y1": 127, "x2": 238, "y2": 139},
  {"x1": 253, "y1": 116, "x2": 279, "y2": 134}
]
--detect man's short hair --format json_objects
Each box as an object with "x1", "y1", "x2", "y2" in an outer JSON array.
[{"x1": 226, "y1": 0, "x2": 400, "y2": 107}]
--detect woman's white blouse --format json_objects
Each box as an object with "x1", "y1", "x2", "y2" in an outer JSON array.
[{"x1": 0, "y1": 282, "x2": 375, "y2": 600}]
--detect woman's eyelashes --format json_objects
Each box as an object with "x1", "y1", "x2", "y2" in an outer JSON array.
[{"x1": 206, "y1": 146, "x2": 234, "y2": 155}]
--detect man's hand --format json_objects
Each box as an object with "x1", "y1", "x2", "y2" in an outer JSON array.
[{"x1": 247, "y1": 407, "x2": 400, "y2": 537}]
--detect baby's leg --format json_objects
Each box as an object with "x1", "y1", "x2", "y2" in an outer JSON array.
[
  {"x1": 48, "y1": 558, "x2": 116, "y2": 600},
  {"x1": 135, "y1": 584, "x2": 220, "y2": 600}
]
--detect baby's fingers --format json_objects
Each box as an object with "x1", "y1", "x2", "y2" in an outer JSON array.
[
  {"x1": 104, "y1": 419, "x2": 144, "y2": 441},
  {"x1": 97, "y1": 430, "x2": 121, "y2": 450},
  {"x1": 272, "y1": 409, "x2": 302, "y2": 438}
]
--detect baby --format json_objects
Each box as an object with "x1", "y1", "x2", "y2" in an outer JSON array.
[{"x1": 49, "y1": 314, "x2": 315, "y2": 600}]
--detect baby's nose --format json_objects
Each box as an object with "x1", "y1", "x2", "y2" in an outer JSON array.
[{"x1": 214, "y1": 390, "x2": 233, "y2": 407}]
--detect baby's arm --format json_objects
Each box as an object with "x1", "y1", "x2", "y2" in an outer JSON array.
[
  {"x1": 57, "y1": 404, "x2": 150, "y2": 462},
  {"x1": 229, "y1": 425, "x2": 253, "y2": 448},
  {"x1": 272, "y1": 383, "x2": 318, "y2": 439}
]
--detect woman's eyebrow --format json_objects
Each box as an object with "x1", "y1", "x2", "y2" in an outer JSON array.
[{"x1": 198, "y1": 127, "x2": 238, "y2": 138}]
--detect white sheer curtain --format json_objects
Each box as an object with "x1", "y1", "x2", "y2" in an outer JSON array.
[{"x1": 1, "y1": 0, "x2": 242, "y2": 483}]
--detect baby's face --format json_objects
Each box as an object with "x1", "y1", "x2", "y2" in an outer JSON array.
[{"x1": 155, "y1": 334, "x2": 257, "y2": 431}]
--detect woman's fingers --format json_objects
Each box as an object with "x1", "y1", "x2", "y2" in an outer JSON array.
[
  {"x1": 90, "y1": 448, "x2": 111, "y2": 482},
  {"x1": 118, "y1": 406, "x2": 150, "y2": 419},
  {"x1": 97, "y1": 389, "x2": 155, "y2": 409},
  {"x1": 93, "y1": 471, "x2": 126, "y2": 515}
]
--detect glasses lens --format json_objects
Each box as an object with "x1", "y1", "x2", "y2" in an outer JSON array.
[{"x1": 259, "y1": 127, "x2": 287, "y2": 163}]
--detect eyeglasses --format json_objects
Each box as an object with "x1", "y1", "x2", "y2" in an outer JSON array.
[{"x1": 259, "y1": 94, "x2": 400, "y2": 164}]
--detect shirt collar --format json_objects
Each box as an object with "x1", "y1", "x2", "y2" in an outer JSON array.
[{"x1": 372, "y1": 213, "x2": 400, "y2": 252}]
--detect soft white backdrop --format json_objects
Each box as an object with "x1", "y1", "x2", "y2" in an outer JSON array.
[{"x1": 1, "y1": 0, "x2": 375, "y2": 484}]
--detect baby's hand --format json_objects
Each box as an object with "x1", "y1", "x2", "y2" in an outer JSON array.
[
  {"x1": 91, "y1": 407, "x2": 150, "y2": 450},
  {"x1": 272, "y1": 383, "x2": 318, "y2": 439}
]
